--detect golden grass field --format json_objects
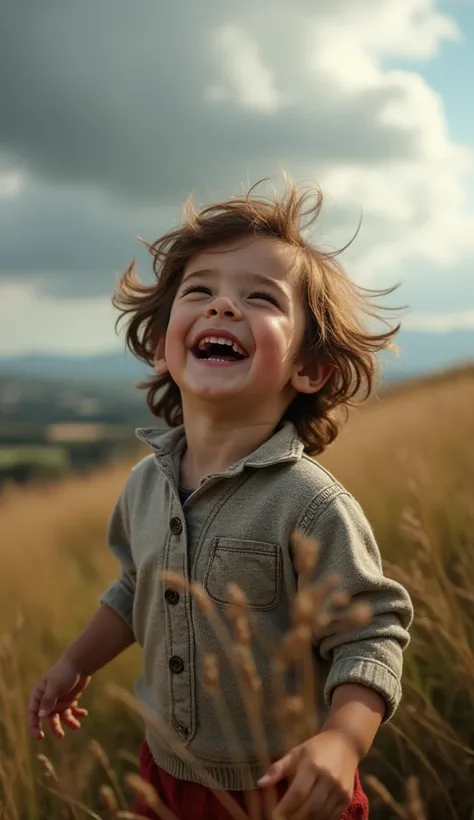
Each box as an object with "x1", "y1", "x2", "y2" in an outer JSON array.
[{"x1": 1, "y1": 366, "x2": 473, "y2": 820}]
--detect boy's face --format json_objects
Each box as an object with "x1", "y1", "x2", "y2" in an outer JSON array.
[{"x1": 155, "y1": 236, "x2": 328, "y2": 410}]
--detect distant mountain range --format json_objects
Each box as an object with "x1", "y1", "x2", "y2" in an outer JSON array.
[
  {"x1": 0, "y1": 350, "x2": 151, "y2": 384},
  {"x1": 0, "y1": 330, "x2": 472, "y2": 386},
  {"x1": 380, "y1": 329, "x2": 473, "y2": 383}
]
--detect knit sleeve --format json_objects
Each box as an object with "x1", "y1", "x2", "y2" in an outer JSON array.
[
  {"x1": 302, "y1": 491, "x2": 413, "y2": 721},
  {"x1": 99, "y1": 488, "x2": 136, "y2": 632}
]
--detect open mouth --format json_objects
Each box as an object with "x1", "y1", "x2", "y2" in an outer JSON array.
[{"x1": 191, "y1": 335, "x2": 248, "y2": 363}]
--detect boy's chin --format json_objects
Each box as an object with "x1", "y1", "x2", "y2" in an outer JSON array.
[
  {"x1": 186, "y1": 385, "x2": 244, "y2": 402},
  {"x1": 180, "y1": 377, "x2": 252, "y2": 403}
]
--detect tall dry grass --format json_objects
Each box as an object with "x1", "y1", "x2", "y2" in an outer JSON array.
[
  {"x1": 1, "y1": 367, "x2": 473, "y2": 819},
  {"x1": 319, "y1": 368, "x2": 474, "y2": 818}
]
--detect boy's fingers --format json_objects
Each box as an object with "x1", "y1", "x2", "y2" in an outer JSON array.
[
  {"x1": 38, "y1": 681, "x2": 59, "y2": 718},
  {"x1": 28, "y1": 684, "x2": 46, "y2": 740},
  {"x1": 29, "y1": 719, "x2": 45, "y2": 740},
  {"x1": 45, "y1": 712, "x2": 64, "y2": 739},
  {"x1": 275, "y1": 768, "x2": 314, "y2": 817},
  {"x1": 71, "y1": 705, "x2": 88, "y2": 718},
  {"x1": 61, "y1": 708, "x2": 81, "y2": 730},
  {"x1": 28, "y1": 675, "x2": 89, "y2": 741}
]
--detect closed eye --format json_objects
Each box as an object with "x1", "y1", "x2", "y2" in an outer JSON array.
[
  {"x1": 180, "y1": 284, "x2": 212, "y2": 297},
  {"x1": 248, "y1": 291, "x2": 281, "y2": 308}
]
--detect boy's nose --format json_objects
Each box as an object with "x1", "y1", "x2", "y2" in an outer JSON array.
[{"x1": 204, "y1": 296, "x2": 242, "y2": 320}]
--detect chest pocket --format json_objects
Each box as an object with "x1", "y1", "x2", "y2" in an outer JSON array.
[{"x1": 203, "y1": 537, "x2": 282, "y2": 610}]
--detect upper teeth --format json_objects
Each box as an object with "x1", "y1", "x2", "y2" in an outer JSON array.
[{"x1": 198, "y1": 336, "x2": 245, "y2": 356}]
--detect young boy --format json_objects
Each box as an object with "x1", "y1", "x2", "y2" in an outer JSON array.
[{"x1": 28, "y1": 182, "x2": 413, "y2": 820}]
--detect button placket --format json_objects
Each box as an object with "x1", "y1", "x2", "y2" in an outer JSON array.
[{"x1": 165, "y1": 493, "x2": 193, "y2": 737}]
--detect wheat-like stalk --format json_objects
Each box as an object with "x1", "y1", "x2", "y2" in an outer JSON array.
[
  {"x1": 225, "y1": 584, "x2": 281, "y2": 820},
  {"x1": 37, "y1": 751, "x2": 81, "y2": 820},
  {"x1": 100, "y1": 783, "x2": 119, "y2": 814},
  {"x1": 155, "y1": 533, "x2": 373, "y2": 819},
  {"x1": 203, "y1": 654, "x2": 262, "y2": 820},
  {"x1": 41, "y1": 785, "x2": 104, "y2": 820},
  {"x1": 405, "y1": 776, "x2": 427, "y2": 820},
  {"x1": 366, "y1": 775, "x2": 428, "y2": 820},
  {"x1": 89, "y1": 740, "x2": 128, "y2": 809},
  {"x1": 21, "y1": 531, "x2": 399, "y2": 820},
  {"x1": 107, "y1": 684, "x2": 249, "y2": 820},
  {"x1": 37, "y1": 754, "x2": 58, "y2": 782},
  {"x1": 125, "y1": 773, "x2": 179, "y2": 820},
  {"x1": 365, "y1": 775, "x2": 410, "y2": 819},
  {"x1": 160, "y1": 571, "x2": 282, "y2": 819},
  {"x1": 0, "y1": 761, "x2": 20, "y2": 820}
]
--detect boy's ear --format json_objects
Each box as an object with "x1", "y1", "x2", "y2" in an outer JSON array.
[
  {"x1": 153, "y1": 337, "x2": 169, "y2": 376},
  {"x1": 290, "y1": 361, "x2": 332, "y2": 395}
]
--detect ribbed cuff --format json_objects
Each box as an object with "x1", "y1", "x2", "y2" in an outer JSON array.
[{"x1": 324, "y1": 656, "x2": 401, "y2": 722}]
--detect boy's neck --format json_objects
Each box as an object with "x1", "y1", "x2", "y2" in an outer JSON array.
[{"x1": 179, "y1": 401, "x2": 282, "y2": 489}]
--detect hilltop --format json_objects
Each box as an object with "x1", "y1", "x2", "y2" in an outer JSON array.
[{"x1": 0, "y1": 360, "x2": 473, "y2": 819}]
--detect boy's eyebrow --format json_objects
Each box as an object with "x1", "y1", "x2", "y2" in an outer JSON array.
[{"x1": 182, "y1": 268, "x2": 290, "y2": 296}]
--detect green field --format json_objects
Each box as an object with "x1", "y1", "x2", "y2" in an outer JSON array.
[{"x1": 0, "y1": 446, "x2": 69, "y2": 468}]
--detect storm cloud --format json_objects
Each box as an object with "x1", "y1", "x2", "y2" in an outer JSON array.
[{"x1": 1, "y1": 0, "x2": 472, "y2": 318}]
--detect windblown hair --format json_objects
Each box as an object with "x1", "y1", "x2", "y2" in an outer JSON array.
[{"x1": 113, "y1": 180, "x2": 400, "y2": 455}]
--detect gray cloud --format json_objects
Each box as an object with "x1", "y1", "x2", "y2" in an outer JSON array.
[
  {"x1": 0, "y1": 0, "x2": 455, "y2": 300},
  {"x1": 1, "y1": 0, "x2": 417, "y2": 203},
  {"x1": 0, "y1": 172, "x2": 375, "y2": 298},
  {"x1": 0, "y1": 180, "x2": 176, "y2": 296}
]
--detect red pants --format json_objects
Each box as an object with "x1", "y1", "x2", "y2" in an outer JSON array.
[{"x1": 133, "y1": 741, "x2": 369, "y2": 819}]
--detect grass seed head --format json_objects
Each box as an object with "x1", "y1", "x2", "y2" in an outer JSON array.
[
  {"x1": 291, "y1": 531, "x2": 319, "y2": 575},
  {"x1": 160, "y1": 571, "x2": 189, "y2": 593},
  {"x1": 309, "y1": 573, "x2": 342, "y2": 605},
  {"x1": 126, "y1": 773, "x2": 163, "y2": 811},
  {"x1": 100, "y1": 784, "x2": 119, "y2": 813},
  {"x1": 203, "y1": 654, "x2": 220, "y2": 693},
  {"x1": 89, "y1": 740, "x2": 110, "y2": 770},
  {"x1": 190, "y1": 582, "x2": 214, "y2": 615},
  {"x1": 37, "y1": 754, "x2": 58, "y2": 781},
  {"x1": 330, "y1": 590, "x2": 352, "y2": 610},
  {"x1": 276, "y1": 624, "x2": 312, "y2": 665},
  {"x1": 233, "y1": 615, "x2": 252, "y2": 647},
  {"x1": 282, "y1": 695, "x2": 305, "y2": 719},
  {"x1": 226, "y1": 584, "x2": 248, "y2": 621},
  {"x1": 405, "y1": 777, "x2": 427, "y2": 820},
  {"x1": 292, "y1": 589, "x2": 315, "y2": 625},
  {"x1": 233, "y1": 645, "x2": 262, "y2": 694},
  {"x1": 330, "y1": 602, "x2": 372, "y2": 633}
]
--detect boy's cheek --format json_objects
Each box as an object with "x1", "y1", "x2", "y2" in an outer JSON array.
[{"x1": 255, "y1": 328, "x2": 295, "y2": 372}]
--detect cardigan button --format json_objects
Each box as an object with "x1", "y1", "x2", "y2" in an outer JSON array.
[
  {"x1": 172, "y1": 719, "x2": 189, "y2": 737},
  {"x1": 170, "y1": 517, "x2": 183, "y2": 535},
  {"x1": 169, "y1": 656, "x2": 184, "y2": 674},
  {"x1": 164, "y1": 589, "x2": 180, "y2": 606}
]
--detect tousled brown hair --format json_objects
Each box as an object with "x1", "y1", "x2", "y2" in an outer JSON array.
[{"x1": 113, "y1": 180, "x2": 399, "y2": 455}]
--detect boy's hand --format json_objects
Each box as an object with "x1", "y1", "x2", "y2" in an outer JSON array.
[
  {"x1": 258, "y1": 729, "x2": 358, "y2": 820},
  {"x1": 28, "y1": 658, "x2": 91, "y2": 741}
]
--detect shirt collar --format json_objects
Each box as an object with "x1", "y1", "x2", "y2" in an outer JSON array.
[{"x1": 135, "y1": 420, "x2": 304, "y2": 476}]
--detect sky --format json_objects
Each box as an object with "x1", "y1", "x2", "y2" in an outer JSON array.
[{"x1": 1, "y1": 0, "x2": 474, "y2": 356}]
